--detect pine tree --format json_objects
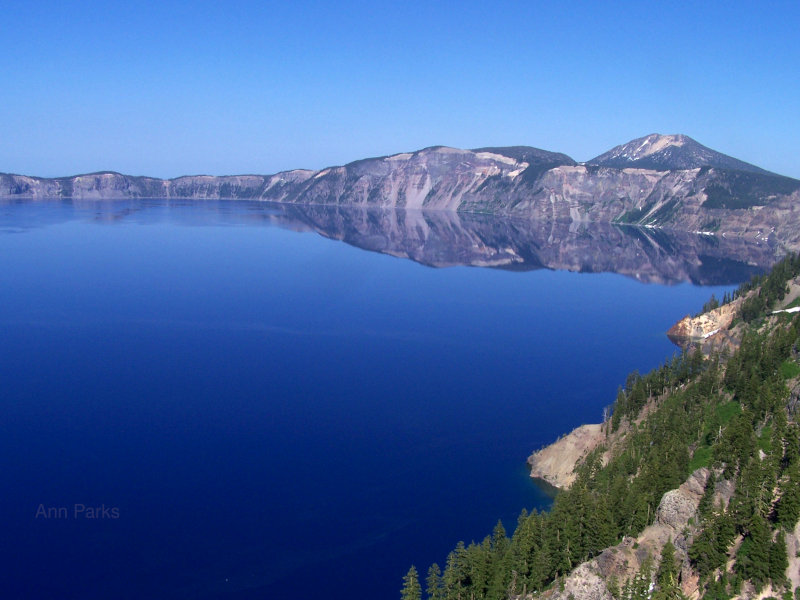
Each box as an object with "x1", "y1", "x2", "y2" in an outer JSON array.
[
  {"x1": 714, "y1": 509, "x2": 736, "y2": 559},
  {"x1": 607, "y1": 574, "x2": 621, "y2": 600},
  {"x1": 587, "y1": 493, "x2": 617, "y2": 552},
  {"x1": 703, "y1": 573, "x2": 730, "y2": 600},
  {"x1": 401, "y1": 565, "x2": 422, "y2": 600},
  {"x1": 777, "y1": 464, "x2": 800, "y2": 530},
  {"x1": 485, "y1": 549, "x2": 510, "y2": 600},
  {"x1": 657, "y1": 539, "x2": 678, "y2": 590},
  {"x1": 688, "y1": 527, "x2": 718, "y2": 580},
  {"x1": 529, "y1": 543, "x2": 551, "y2": 590},
  {"x1": 491, "y1": 520, "x2": 508, "y2": 555},
  {"x1": 653, "y1": 538, "x2": 685, "y2": 600},
  {"x1": 736, "y1": 513, "x2": 771, "y2": 592},
  {"x1": 697, "y1": 472, "x2": 716, "y2": 518},
  {"x1": 769, "y1": 530, "x2": 789, "y2": 588},
  {"x1": 622, "y1": 554, "x2": 653, "y2": 600},
  {"x1": 785, "y1": 425, "x2": 800, "y2": 466},
  {"x1": 426, "y1": 563, "x2": 444, "y2": 600},
  {"x1": 442, "y1": 543, "x2": 466, "y2": 600}
]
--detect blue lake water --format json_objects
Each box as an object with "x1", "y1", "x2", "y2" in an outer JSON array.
[{"x1": 0, "y1": 200, "x2": 751, "y2": 599}]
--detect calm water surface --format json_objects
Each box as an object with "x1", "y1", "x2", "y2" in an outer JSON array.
[{"x1": 0, "y1": 200, "x2": 745, "y2": 599}]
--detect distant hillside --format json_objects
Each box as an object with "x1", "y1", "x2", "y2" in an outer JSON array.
[{"x1": 2, "y1": 135, "x2": 800, "y2": 249}]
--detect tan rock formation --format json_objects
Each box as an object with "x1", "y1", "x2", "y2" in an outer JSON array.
[
  {"x1": 527, "y1": 424, "x2": 606, "y2": 489},
  {"x1": 667, "y1": 299, "x2": 742, "y2": 341}
]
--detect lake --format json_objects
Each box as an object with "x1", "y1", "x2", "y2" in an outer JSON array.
[{"x1": 0, "y1": 199, "x2": 768, "y2": 599}]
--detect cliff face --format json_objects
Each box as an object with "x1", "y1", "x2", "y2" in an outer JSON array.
[
  {"x1": 667, "y1": 276, "x2": 800, "y2": 353},
  {"x1": 3, "y1": 135, "x2": 800, "y2": 249},
  {"x1": 0, "y1": 170, "x2": 316, "y2": 201},
  {"x1": 667, "y1": 300, "x2": 742, "y2": 341},
  {"x1": 527, "y1": 424, "x2": 606, "y2": 489}
]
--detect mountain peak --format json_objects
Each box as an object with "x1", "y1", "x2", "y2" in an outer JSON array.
[
  {"x1": 588, "y1": 133, "x2": 773, "y2": 175},
  {"x1": 626, "y1": 133, "x2": 690, "y2": 157}
]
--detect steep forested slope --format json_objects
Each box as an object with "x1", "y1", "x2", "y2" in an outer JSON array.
[{"x1": 402, "y1": 255, "x2": 800, "y2": 600}]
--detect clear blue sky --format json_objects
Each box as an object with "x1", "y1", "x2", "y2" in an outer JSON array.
[{"x1": 3, "y1": 1, "x2": 799, "y2": 179}]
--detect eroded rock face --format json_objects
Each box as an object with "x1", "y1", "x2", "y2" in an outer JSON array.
[
  {"x1": 655, "y1": 469, "x2": 708, "y2": 531},
  {"x1": 528, "y1": 424, "x2": 606, "y2": 489},
  {"x1": 667, "y1": 300, "x2": 741, "y2": 342},
  {"x1": 543, "y1": 563, "x2": 614, "y2": 600},
  {"x1": 656, "y1": 489, "x2": 697, "y2": 531}
]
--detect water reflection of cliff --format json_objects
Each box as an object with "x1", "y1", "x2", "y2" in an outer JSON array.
[
  {"x1": 269, "y1": 204, "x2": 777, "y2": 285},
  {"x1": 0, "y1": 199, "x2": 779, "y2": 285}
]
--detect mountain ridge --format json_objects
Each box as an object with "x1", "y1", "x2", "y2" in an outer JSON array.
[
  {"x1": 3, "y1": 134, "x2": 791, "y2": 185},
  {"x1": 3, "y1": 135, "x2": 800, "y2": 249}
]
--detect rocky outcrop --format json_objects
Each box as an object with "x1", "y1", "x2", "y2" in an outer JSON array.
[
  {"x1": 541, "y1": 563, "x2": 614, "y2": 600},
  {"x1": 667, "y1": 299, "x2": 742, "y2": 341},
  {"x1": 668, "y1": 276, "x2": 800, "y2": 351},
  {"x1": 527, "y1": 424, "x2": 606, "y2": 489},
  {"x1": 540, "y1": 469, "x2": 710, "y2": 600},
  {"x1": 655, "y1": 469, "x2": 708, "y2": 531}
]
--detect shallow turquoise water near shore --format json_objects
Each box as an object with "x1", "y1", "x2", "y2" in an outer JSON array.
[{"x1": 0, "y1": 200, "x2": 744, "y2": 599}]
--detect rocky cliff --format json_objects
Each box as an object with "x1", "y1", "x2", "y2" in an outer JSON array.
[
  {"x1": 542, "y1": 469, "x2": 711, "y2": 600},
  {"x1": 527, "y1": 424, "x2": 607, "y2": 489},
  {"x1": 3, "y1": 134, "x2": 800, "y2": 249},
  {"x1": 667, "y1": 300, "x2": 743, "y2": 342}
]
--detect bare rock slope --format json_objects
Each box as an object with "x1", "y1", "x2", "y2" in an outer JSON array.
[{"x1": 527, "y1": 424, "x2": 606, "y2": 489}]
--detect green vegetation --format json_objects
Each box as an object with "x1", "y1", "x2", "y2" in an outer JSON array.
[
  {"x1": 781, "y1": 360, "x2": 800, "y2": 379},
  {"x1": 702, "y1": 170, "x2": 800, "y2": 210},
  {"x1": 699, "y1": 218, "x2": 721, "y2": 232},
  {"x1": 404, "y1": 254, "x2": 800, "y2": 599},
  {"x1": 694, "y1": 292, "x2": 723, "y2": 317},
  {"x1": 688, "y1": 446, "x2": 713, "y2": 472},
  {"x1": 693, "y1": 252, "x2": 800, "y2": 322},
  {"x1": 702, "y1": 184, "x2": 765, "y2": 209},
  {"x1": 615, "y1": 203, "x2": 652, "y2": 224},
  {"x1": 646, "y1": 198, "x2": 681, "y2": 223},
  {"x1": 735, "y1": 254, "x2": 800, "y2": 322},
  {"x1": 401, "y1": 566, "x2": 422, "y2": 600}
]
